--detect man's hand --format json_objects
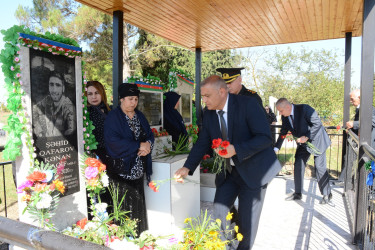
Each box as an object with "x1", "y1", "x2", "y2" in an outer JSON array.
[
  {"x1": 273, "y1": 147, "x2": 279, "y2": 153},
  {"x1": 214, "y1": 144, "x2": 236, "y2": 158},
  {"x1": 174, "y1": 167, "x2": 190, "y2": 183},
  {"x1": 346, "y1": 121, "x2": 354, "y2": 129},
  {"x1": 296, "y1": 136, "x2": 309, "y2": 144}
]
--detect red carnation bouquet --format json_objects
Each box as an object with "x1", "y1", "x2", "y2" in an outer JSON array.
[{"x1": 211, "y1": 138, "x2": 230, "y2": 174}]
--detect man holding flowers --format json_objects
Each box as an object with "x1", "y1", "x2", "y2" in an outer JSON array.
[
  {"x1": 174, "y1": 75, "x2": 281, "y2": 249},
  {"x1": 274, "y1": 98, "x2": 332, "y2": 204}
]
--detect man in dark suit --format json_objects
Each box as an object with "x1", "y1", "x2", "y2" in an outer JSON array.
[
  {"x1": 346, "y1": 89, "x2": 375, "y2": 147},
  {"x1": 274, "y1": 98, "x2": 332, "y2": 204},
  {"x1": 174, "y1": 75, "x2": 281, "y2": 249},
  {"x1": 216, "y1": 67, "x2": 263, "y2": 106}
]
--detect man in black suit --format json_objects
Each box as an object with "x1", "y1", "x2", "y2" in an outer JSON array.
[
  {"x1": 346, "y1": 89, "x2": 375, "y2": 147},
  {"x1": 174, "y1": 75, "x2": 281, "y2": 249},
  {"x1": 274, "y1": 98, "x2": 332, "y2": 204}
]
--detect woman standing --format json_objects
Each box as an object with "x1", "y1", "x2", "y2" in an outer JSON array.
[
  {"x1": 163, "y1": 91, "x2": 188, "y2": 149},
  {"x1": 104, "y1": 83, "x2": 154, "y2": 235},
  {"x1": 85, "y1": 81, "x2": 111, "y2": 161}
]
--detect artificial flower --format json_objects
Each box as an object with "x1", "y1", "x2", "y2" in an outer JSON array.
[
  {"x1": 87, "y1": 177, "x2": 99, "y2": 187},
  {"x1": 17, "y1": 180, "x2": 33, "y2": 193},
  {"x1": 53, "y1": 179, "x2": 65, "y2": 194},
  {"x1": 34, "y1": 182, "x2": 47, "y2": 192},
  {"x1": 76, "y1": 218, "x2": 88, "y2": 229},
  {"x1": 101, "y1": 173, "x2": 109, "y2": 187},
  {"x1": 42, "y1": 170, "x2": 54, "y2": 182},
  {"x1": 85, "y1": 158, "x2": 102, "y2": 169},
  {"x1": 234, "y1": 225, "x2": 239, "y2": 233},
  {"x1": 36, "y1": 193, "x2": 53, "y2": 209},
  {"x1": 85, "y1": 166, "x2": 99, "y2": 179},
  {"x1": 27, "y1": 171, "x2": 46, "y2": 182}
]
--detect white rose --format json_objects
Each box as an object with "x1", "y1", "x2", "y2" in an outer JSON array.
[
  {"x1": 36, "y1": 193, "x2": 52, "y2": 209},
  {"x1": 101, "y1": 173, "x2": 109, "y2": 187}
]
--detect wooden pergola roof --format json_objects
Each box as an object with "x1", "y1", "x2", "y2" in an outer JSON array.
[{"x1": 75, "y1": 0, "x2": 363, "y2": 51}]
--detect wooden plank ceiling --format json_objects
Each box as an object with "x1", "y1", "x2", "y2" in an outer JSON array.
[{"x1": 75, "y1": 0, "x2": 363, "y2": 52}]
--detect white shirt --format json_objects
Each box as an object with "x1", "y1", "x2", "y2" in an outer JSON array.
[
  {"x1": 216, "y1": 94, "x2": 229, "y2": 131},
  {"x1": 216, "y1": 95, "x2": 234, "y2": 165}
]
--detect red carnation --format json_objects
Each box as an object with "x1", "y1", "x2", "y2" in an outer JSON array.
[
  {"x1": 77, "y1": 218, "x2": 88, "y2": 229},
  {"x1": 336, "y1": 125, "x2": 341, "y2": 131},
  {"x1": 281, "y1": 135, "x2": 286, "y2": 139},
  {"x1": 212, "y1": 138, "x2": 222, "y2": 149},
  {"x1": 221, "y1": 140, "x2": 230, "y2": 148},
  {"x1": 202, "y1": 154, "x2": 210, "y2": 160},
  {"x1": 218, "y1": 149, "x2": 228, "y2": 156}
]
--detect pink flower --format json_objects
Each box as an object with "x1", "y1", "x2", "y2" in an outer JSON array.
[
  {"x1": 85, "y1": 166, "x2": 98, "y2": 179},
  {"x1": 14, "y1": 57, "x2": 20, "y2": 62},
  {"x1": 83, "y1": 128, "x2": 86, "y2": 132},
  {"x1": 64, "y1": 53, "x2": 68, "y2": 56},
  {"x1": 16, "y1": 73, "x2": 21, "y2": 78},
  {"x1": 17, "y1": 180, "x2": 34, "y2": 193},
  {"x1": 48, "y1": 48, "x2": 52, "y2": 52},
  {"x1": 10, "y1": 66, "x2": 14, "y2": 71},
  {"x1": 86, "y1": 146, "x2": 90, "y2": 150},
  {"x1": 19, "y1": 80, "x2": 23, "y2": 85},
  {"x1": 59, "y1": 48, "x2": 64, "y2": 51}
]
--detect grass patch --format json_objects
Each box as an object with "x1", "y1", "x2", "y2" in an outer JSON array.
[
  {"x1": 0, "y1": 111, "x2": 18, "y2": 217},
  {"x1": 276, "y1": 134, "x2": 343, "y2": 179}
]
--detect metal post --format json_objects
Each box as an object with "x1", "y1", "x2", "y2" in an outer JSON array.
[
  {"x1": 195, "y1": 48, "x2": 202, "y2": 128},
  {"x1": 355, "y1": 0, "x2": 375, "y2": 245},
  {"x1": 113, "y1": 10, "x2": 124, "y2": 108},
  {"x1": 339, "y1": 32, "x2": 352, "y2": 182},
  {"x1": 0, "y1": 217, "x2": 108, "y2": 249}
]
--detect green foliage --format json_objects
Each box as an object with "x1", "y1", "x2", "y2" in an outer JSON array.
[
  {"x1": 259, "y1": 47, "x2": 344, "y2": 125},
  {"x1": 133, "y1": 30, "x2": 242, "y2": 83}
]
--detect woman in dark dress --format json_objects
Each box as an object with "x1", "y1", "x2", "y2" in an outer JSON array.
[
  {"x1": 104, "y1": 83, "x2": 154, "y2": 235},
  {"x1": 163, "y1": 91, "x2": 188, "y2": 149},
  {"x1": 85, "y1": 81, "x2": 111, "y2": 161},
  {"x1": 265, "y1": 105, "x2": 277, "y2": 145},
  {"x1": 85, "y1": 81, "x2": 111, "y2": 219}
]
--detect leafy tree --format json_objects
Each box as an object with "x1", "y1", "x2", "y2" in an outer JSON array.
[
  {"x1": 132, "y1": 30, "x2": 242, "y2": 83},
  {"x1": 15, "y1": 1, "x2": 138, "y2": 104},
  {"x1": 259, "y1": 47, "x2": 344, "y2": 125}
]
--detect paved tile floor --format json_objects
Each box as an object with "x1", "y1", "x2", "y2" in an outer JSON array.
[{"x1": 201, "y1": 176, "x2": 358, "y2": 250}]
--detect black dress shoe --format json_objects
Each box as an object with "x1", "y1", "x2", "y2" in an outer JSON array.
[
  {"x1": 285, "y1": 193, "x2": 302, "y2": 201},
  {"x1": 319, "y1": 193, "x2": 333, "y2": 204}
]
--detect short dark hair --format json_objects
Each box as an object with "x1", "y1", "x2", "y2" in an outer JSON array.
[
  {"x1": 201, "y1": 75, "x2": 227, "y2": 89},
  {"x1": 276, "y1": 98, "x2": 291, "y2": 107},
  {"x1": 49, "y1": 72, "x2": 64, "y2": 84}
]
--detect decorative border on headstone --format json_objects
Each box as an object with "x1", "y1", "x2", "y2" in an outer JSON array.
[
  {"x1": 168, "y1": 68, "x2": 194, "y2": 90},
  {"x1": 0, "y1": 25, "x2": 96, "y2": 160}
]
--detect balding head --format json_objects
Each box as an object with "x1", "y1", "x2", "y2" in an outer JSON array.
[
  {"x1": 276, "y1": 98, "x2": 292, "y2": 117},
  {"x1": 350, "y1": 89, "x2": 360, "y2": 107}
]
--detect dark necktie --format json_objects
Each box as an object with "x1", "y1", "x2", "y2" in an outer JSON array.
[
  {"x1": 290, "y1": 114, "x2": 295, "y2": 128},
  {"x1": 218, "y1": 110, "x2": 232, "y2": 173}
]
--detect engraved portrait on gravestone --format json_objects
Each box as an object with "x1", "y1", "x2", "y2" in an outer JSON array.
[{"x1": 30, "y1": 49, "x2": 80, "y2": 195}]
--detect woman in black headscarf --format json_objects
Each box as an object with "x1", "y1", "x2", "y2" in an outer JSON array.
[
  {"x1": 265, "y1": 105, "x2": 277, "y2": 145},
  {"x1": 104, "y1": 83, "x2": 154, "y2": 235},
  {"x1": 163, "y1": 91, "x2": 188, "y2": 149}
]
